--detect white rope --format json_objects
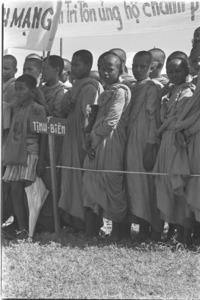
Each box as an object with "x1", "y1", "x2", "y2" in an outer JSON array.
[{"x1": 46, "y1": 165, "x2": 200, "y2": 177}]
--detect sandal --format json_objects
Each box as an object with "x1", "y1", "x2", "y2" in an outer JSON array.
[{"x1": 16, "y1": 229, "x2": 29, "y2": 240}]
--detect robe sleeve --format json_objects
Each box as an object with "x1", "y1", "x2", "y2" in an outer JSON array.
[
  {"x1": 53, "y1": 89, "x2": 65, "y2": 118},
  {"x1": 188, "y1": 117, "x2": 200, "y2": 135},
  {"x1": 91, "y1": 88, "x2": 126, "y2": 148},
  {"x1": 146, "y1": 85, "x2": 160, "y2": 144},
  {"x1": 80, "y1": 84, "x2": 100, "y2": 129}
]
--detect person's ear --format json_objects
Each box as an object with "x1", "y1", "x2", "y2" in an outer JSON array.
[
  {"x1": 55, "y1": 66, "x2": 60, "y2": 75},
  {"x1": 185, "y1": 66, "x2": 190, "y2": 76},
  {"x1": 15, "y1": 68, "x2": 18, "y2": 74},
  {"x1": 150, "y1": 64, "x2": 154, "y2": 72},
  {"x1": 157, "y1": 62, "x2": 163, "y2": 71},
  {"x1": 87, "y1": 62, "x2": 92, "y2": 72}
]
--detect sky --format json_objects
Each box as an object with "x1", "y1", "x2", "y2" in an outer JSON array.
[{"x1": 3, "y1": 1, "x2": 197, "y2": 77}]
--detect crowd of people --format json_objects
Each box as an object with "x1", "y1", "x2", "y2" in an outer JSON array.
[{"x1": 2, "y1": 27, "x2": 200, "y2": 247}]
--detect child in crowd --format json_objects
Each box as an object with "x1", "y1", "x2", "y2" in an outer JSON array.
[
  {"x1": 189, "y1": 48, "x2": 199, "y2": 86},
  {"x1": 2, "y1": 74, "x2": 46, "y2": 239},
  {"x1": 82, "y1": 51, "x2": 131, "y2": 239},
  {"x1": 148, "y1": 48, "x2": 169, "y2": 86},
  {"x1": 125, "y1": 51, "x2": 163, "y2": 242},
  {"x1": 23, "y1": 57, "x2": 42, "y2": 86},
  {"x1": 39, "y1": 55, "x2": 66, "y2": 117},
  {"x1": 59, "y1": 58, "x2": 72, "y2": 90},
  {"x1": 36, "y1": 55, "x2": 65, "y2": 232},
  {"x1": 174, "y1": 43, "x2": 200, "y2": 243},
  {"x1": 109, "y1": 48, "x2": 136, "y2": 85},
  {"x1": 90, "y1": 70, "x2": 101, "y2": 84},
  {"x1": 2, "y1": 54, "x2": 18, "y2": 227},
  {"x1": 153, "y1": 54, "x2": 195, "y2": 246},
  {"x1": 3, "y1": 55, "x2": 17, "y2": 104},
  {"x1": 192, "y1": 27, "x2": 200, "y2": 49},
  {"x1": 25, "y1": 53, "x2": 43, "y2": 61},
  {"x1": 58, "y1": 50, "x2": 103, "y2": 232}
]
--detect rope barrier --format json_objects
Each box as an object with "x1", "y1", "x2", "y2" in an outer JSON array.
[{"x1": 46, "y1": 165, "x2": 200, "y2": 177}]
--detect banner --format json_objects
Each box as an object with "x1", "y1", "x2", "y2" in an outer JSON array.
[
  {"x1": 3, "y1": 1, "x2": 62, "y2": 51},
  {"x1": 57, "y1": 0, "x2": 200, "y2": 37},
  {"x1": 3, "y1": 1, "x2": 200, "y2": 50}
]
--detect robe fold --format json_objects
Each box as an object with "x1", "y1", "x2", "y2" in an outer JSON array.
[
  {"x1": 154, "y1": 82, "x2": 195, "y2": 228},
  {"x1": 58, "y1": 78, "x2": 103, "y2": 230},
  {"x1": 125, "y1": 79, "x2": 162, "y2": 231}
]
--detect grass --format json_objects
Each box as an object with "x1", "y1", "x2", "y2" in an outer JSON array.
[{"x1": 2, "y1": 226, "x2": 200, "y2": 299}]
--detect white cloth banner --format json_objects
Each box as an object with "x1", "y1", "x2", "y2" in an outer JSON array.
[
  {"x1": 3, "y1": 1, "x2": 62, "y2": 51},
  {"x1": 3, "y1": 1, "x2": 200, "y2": 50},
  {"x1": 57, "y1": 0, "x2": 200, "y2": 37}
]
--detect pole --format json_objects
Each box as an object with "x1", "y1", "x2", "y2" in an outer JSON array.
[
  {"x1": 48, "y1": 134, "x2": 60, "y2": 233},
  {"x1": 60, "y1": 38, "x2": 62, "y2": 57},
  {"x1": 40, "y1": 50, "x2": 50, "y2": 87}
]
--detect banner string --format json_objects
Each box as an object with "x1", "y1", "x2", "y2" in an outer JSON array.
[{"x1": 46, "y1": 165, "x2": 200, "y2": 177}]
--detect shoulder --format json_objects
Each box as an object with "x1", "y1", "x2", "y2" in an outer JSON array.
[
  {"x1": 109, "y1": 84, "x2": 132, "y2": 100},
  {"x1": 151, "y1": 78, "x2": 164, "y2": 90},
  {"x1": 32, "y1": 102, "x2": 46, "y2": 116},
  {"x1": 81, "y1": 79, "x2": 103, "y2": 94}
]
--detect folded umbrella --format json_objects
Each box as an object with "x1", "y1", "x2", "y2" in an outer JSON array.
[{"x1": 25, "y1": 176, "x2": 49, "y2": 238}]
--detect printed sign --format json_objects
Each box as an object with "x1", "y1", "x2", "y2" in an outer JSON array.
[
  {"x1": 30, "y1": 116, "x2": 67, "y2": 136},
  {"x1": 3, "y1": 1, "x2": 200, "y2": 50},
  {"x1": 3, "y1": 1, "x2": 62, "y2": 50},
  {"x1": 57, "y1": 1, "x2": 200, "y2": 37}
]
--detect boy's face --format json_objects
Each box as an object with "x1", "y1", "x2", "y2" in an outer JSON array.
[
  {"x1": 189, "y1": 50, "x2": 199, "y2": 74},
  {"x1": 71, "y1": 56, "x2": 91, "y2": 80},
  {"x1": 98, "y1": 54, "x2": 121, "y2": 85},
  {"x1": 193, "y1": 28, "x2": 200, "y2": 48},
  {"x1": 3, "y1": 59, "x2": 17, "y2": 83},
  {"x1": 15, "y1": 81, "x2": 32, "y2": 104},
  {"x1": 23, "y1": 61, "x2": 41, "y2": 80},
  {"x1": 42, "y1": 62, "x2": 58, "y2": 83},
  {"x1": 132, "y1": 55, "x2": 151, "y2": 81},
  {"x1": 167, "y1": 59, "x2": 188, "y2": 85},
  {"x1": 149, "y1": 60, "x2": 161, "y2": 78}
]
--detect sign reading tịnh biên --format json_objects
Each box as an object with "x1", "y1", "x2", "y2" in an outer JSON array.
[{"x1": 30, "y1": 116, "x2": 67, "y2": 136}]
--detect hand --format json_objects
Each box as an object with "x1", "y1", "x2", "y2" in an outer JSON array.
[
  {"x1": 35, "y1": 88, "x2": 46, "y2": 106},
  {"x1": 85, "y1": 134, "x2": 92, "y2": 150},
  {"x1": 174, "y1": 131, "x2": 186, "y2": 148},
  {"x1": 36, "y1": 158, "x2": 46, "y2": 178},
  {"x1": 87, "y1": 146, "x2": 96, "y2": 160},
  {"x1": 184, "y1": 128, "x2": 191, "y2": 139},
  {"x1": 143, "y1": 143, "x2": 156, "y2": 171}
]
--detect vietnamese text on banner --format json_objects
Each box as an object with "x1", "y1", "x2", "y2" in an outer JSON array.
[
  {"x1": 3, "y1": 1, "x2": 200, "y2": 50},
  {"x1": 3, "y1": 0, "x2": 62, "y2": 51},
  {"x1": 57, "y1": 0, "x2": 200, "y2": 37}
]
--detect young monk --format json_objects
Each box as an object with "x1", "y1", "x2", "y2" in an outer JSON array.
[
  {"x1": 192, "y1": 27, "x2": 200, "y2": 49},
  {"x1": 189, "y1": 48, "x2": 199, "y2": 86},
  {"x1": 58, "y1": 50, "x2": 103, "y2": 232},
  {"x1": 109, "y1": 48, "x2": 136, "y2": 85},
  {"x1": 173, "y1": 46, "x2": 200, "y2": 243},
  {"x1": 82, "y1": 51, "x2": 131, "y2": 239},
  {"x1": 125, "y1": 51, "x2": 163, "y2": 242},
  {"x1": 148, "y1": 48, "x2": 169, "y2": 86},
  {"x1": 36, "y1": 55, "x2": 65, "y2": 232},
  {"x1": 59, "y1": 58, "x2": 72, "y2": 90},
  {"x1": 153, "y1": 55, "x2": 195, "y2": 246},
  {"x1": 3, "y1": 55, "x2": 17, "y2": 104},
  {"x1": 23, "y1": 57, "x2": 42, "y2": 85}
]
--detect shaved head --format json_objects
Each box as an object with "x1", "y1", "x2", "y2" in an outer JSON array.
[
  {"x1": 134, "y1": 51, "x2": 153, "y2": 65},
  {"x1": 148, "y1": 48, "x2": 166, "y2": 64},
  {"x1": 109, "y1": 48, "x2": 127, "y2": 63}
]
